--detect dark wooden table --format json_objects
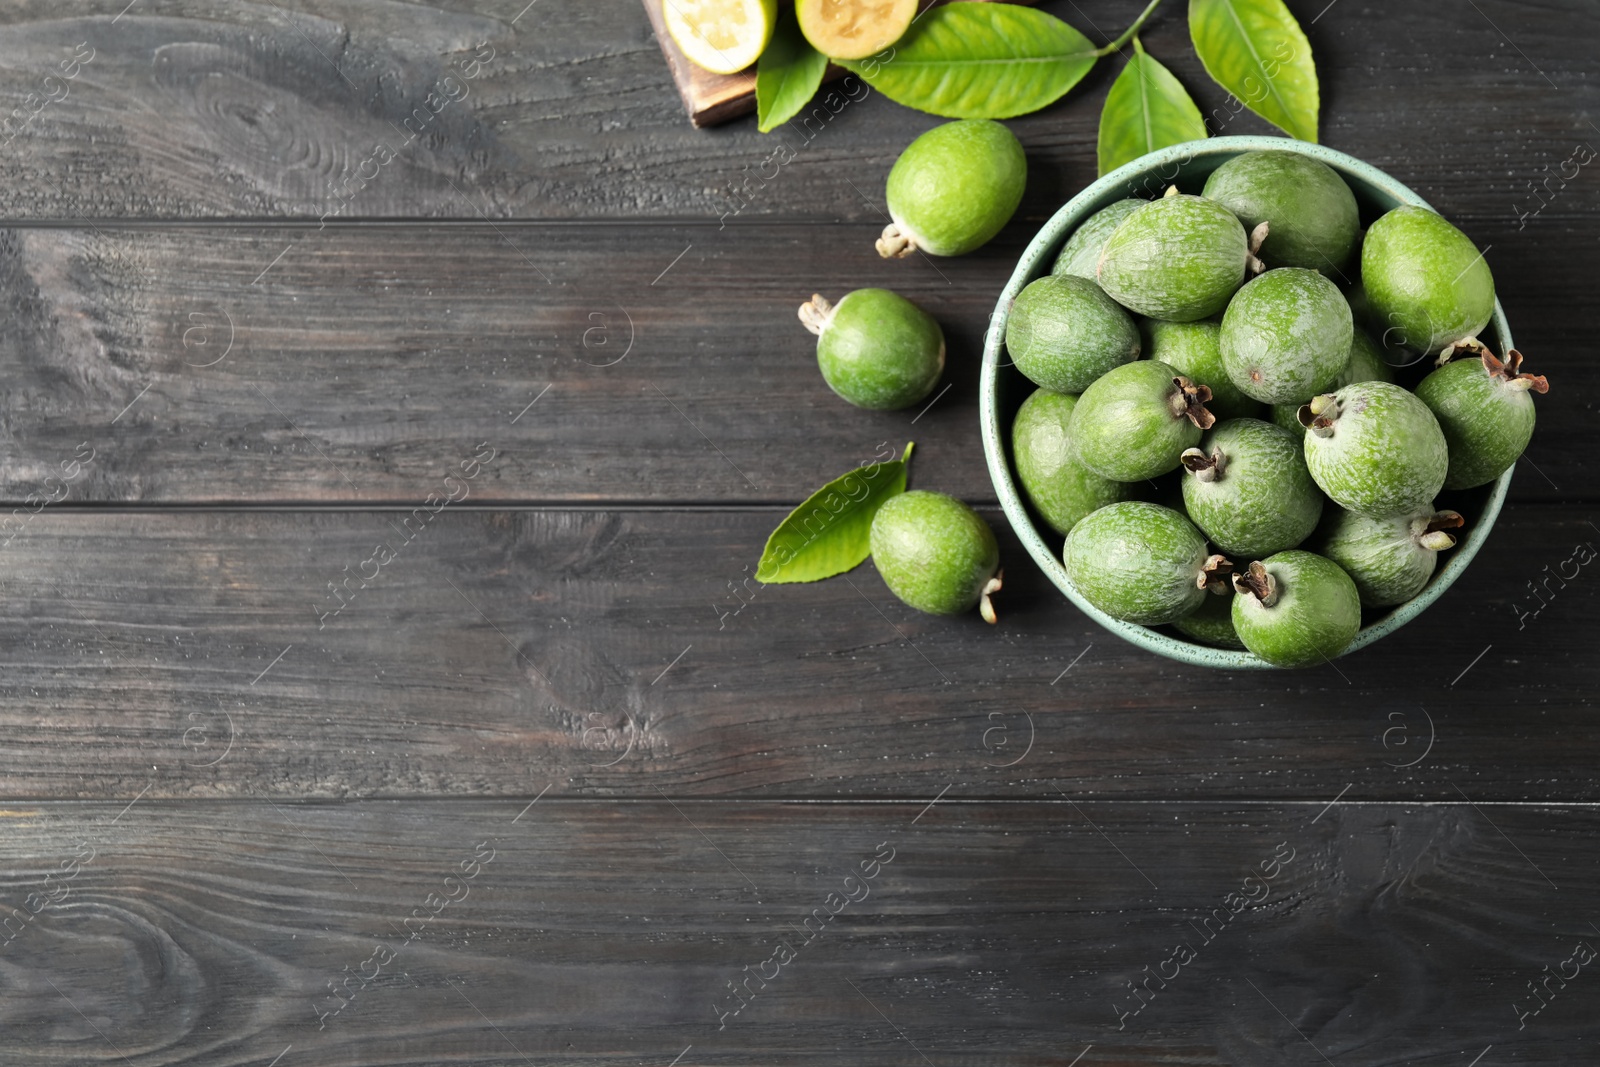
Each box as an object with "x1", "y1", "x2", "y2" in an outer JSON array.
[{"x1": 0, "y1": 1, "x2": 1595, "y2": 1064}]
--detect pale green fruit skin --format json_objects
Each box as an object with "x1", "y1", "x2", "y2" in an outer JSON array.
[
  {"x1": 1270, "y1": 328, "x2": 1393, "y2": 435},
  {"x1": 886, "y1": 120, "x2": 1026, "y2": 257},
  {"x1": 1007, "y1": 275, "x2": 1141, "y2": 393},
  {"x1": 1144, "y1": 319, "x2": 1261, "y2": 422},
  {"x1": 1202, "y1": 151, "x2": 1360, "y2": 278},
  {"x1": 1062, "y1": 501, "x2": 1210, "y2": 625},
  {"x1": 1314, "y1": 505, "x2": 1449, "y2": 607},
  {"x1": 1221, "y1": 267, "x2": 1353, "y2": 404},
  {"x1": 1182, "y1": 418, "x2": 1323, "y2": 560},
  {"x1": 816, "y1": 289, "x2": 944, "y2": 410},
  {"x1": 870, "y1": 490, "x2": 999, "y2": 616},
  {"x1": 1011, "y1": 389, "x2": 1130, "y2": 537},
  {"x1": 1068, "y1": 360, "x2": 1203, "y2": 482},
  {"x1": 1097, "y1": 194, "x2": 1248, "y2": 322},
  {"x1": 1173, "y1": 591, "x2": 1246, "y2": 650},
  {"x1": 1361, "y1": 206, "x2": 1494, "y2": 354},
  {"x1": 1415, "y1": 357, "x2": 1537, "y2": 490},
  {"x1": 1231, "y1": 550, "x2": 1362, "y2": 668},
  {"x1": 1052, "y1": 199, "x2": 1144, "y2": 279},
  {"x1": 1304, "y1": 381, "x2": 1448, "y2": 518}
]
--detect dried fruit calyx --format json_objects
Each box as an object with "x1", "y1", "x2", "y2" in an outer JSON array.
[{"x1": 1169, "y1": 376, "x2": 1217, "y2": 429}]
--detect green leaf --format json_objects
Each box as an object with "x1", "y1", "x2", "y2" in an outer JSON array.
[
  {"x1": 756, "y1": 7, "x2": 828, "y2": 134},
  {"x1": 1188, "y1": 0, "x2": 1318, "y2": 142},
  {"x1": 755, "y1": 443, "x2": 913, "y2": 584},
  {"x1": 1097, "y1": 39, "x2": 1208, "y2": 175},
  {"x1": 837, "y1": 3, "x2": 1097, "y2": 120}
]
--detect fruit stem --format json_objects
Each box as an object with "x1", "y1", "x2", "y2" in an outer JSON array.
[
  {"x1": 1415, "y1": 510, "x2": 1464, "y2": 552},
  {"x1": 1246, "y1": 221, "x2": 1270, "y2": 275},
  {"x1": 1232, "y1": 560, "x2": 1277, "y2": 607},
  {"x1": 1484, "y1": 346, "x2": 1549, "y2": 394},
  {"x1": 798, "y1": 294, "x2": 835, "y2": 336},
  {"x1": 979, "y1": 570, "x2": 1003, "y2": 625},
  {"x1": 1093, "y1": 0, "x2": 1164, "y2": 56},
  {"x1": 1198, "y1": 553, "x2": 1234, "y2": 592},
  {"x1": 1299, "y1": 393, "x2": 1338, "y2": 438},
  {"x1": 1180, "y1": 446, "x2": 1227, "y2": 482},
  {"x1": 1169, "y1": 376, "x2": 1216, "y2": 429},
  {"x1": 876, "y1": 224, "x2": 915, "y2": 260}
]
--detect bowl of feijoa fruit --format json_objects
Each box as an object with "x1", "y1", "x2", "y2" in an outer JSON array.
[{"x1": 980, "y1": 136, "x2": 1544, "y2": 669}]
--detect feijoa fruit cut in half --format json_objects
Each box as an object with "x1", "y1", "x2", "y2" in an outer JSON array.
[
  {"x1": 1068, "y1": 360, "x2": 1216, "y2": 482},
  {"x1": 870, "y1": 490, "x2": 1003, "y2": 623},
  {"x1": 878, "y1": 120, "x2": 1026, "y2": 259},
  {"x1": 1220, "y1": 267, "x2": 1354, "y2": 405},
  {"x1": 800, "y1": 289, "x2": 944, "y2": 410},
  {"x1": 1202, "y1": 150, "x2": 1360, "y2": 278},
  {"x1": 1361, "y1": 205, "x2": 1494, "y2": 355},
  {"x1": 1415, "y1": 342, "x2": 1549, "y2": 490},
  {"x1": 1270, "y1": 327, "x2": 1393, "y2": 435},
  {"x1": 1231, "y1": 552, "x2": 1361, "y2": 668},
  {"x1": 1052, "y1": 199, "x2": 1144, "y2": 279},
  {"x1": 1180, "y1": 418, "x2": 1323, "y2": 561},
  {"x1": 796, "y1": 0, "x2": 915, "y2": 60},
  {"x1": 1011, "y1": 389, "x2": 1130, "y2": 537},
  {"x1": 1097, "y1": 190, "x2": 1257, "y2": 322},
  {"x1": 1300, "y1": 381, "x2": 1448, "y2": 518},
  {"x1": 662, "y1": 0, "x2": 778, "y2": 74},
  {"x1": 1062, "y1": 501, "x2": 1232, "y2": 625},
  {"x1": 1145, "y1": 318, "x2": 1261, "y2": 422},
  {"x1": 1173, "y1": 589, "x2": 1247, "y2": 651},
  {"x1": 1315, "y1": 505, "x2": 1464, "y2": 607},
  {"x1": 1007, "y1": 275, "x2": 1141, "y2": 394}
]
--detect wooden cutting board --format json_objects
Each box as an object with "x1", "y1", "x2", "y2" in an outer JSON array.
[{"x1": 644, "y1": 0, "x2": 1034, "y2": 127}]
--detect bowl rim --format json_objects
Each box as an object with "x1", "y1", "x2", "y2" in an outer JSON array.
[{"x1": 979, "y1": 135, "x2": 1514, "y2": 670}]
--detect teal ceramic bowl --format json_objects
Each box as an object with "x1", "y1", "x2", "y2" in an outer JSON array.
[{"x1": 980, "y1": 136, "x2": 1514, "y2": 669}]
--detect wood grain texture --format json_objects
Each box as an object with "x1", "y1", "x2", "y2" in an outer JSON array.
[
  {"x1": 0, "y1": 504, "x2": 1591, "y2": 801},
  {"x1": 0, "y1": 221, "x2": 1590, "y2": 506},
  {"x1": 0, "y1": 1, "x2": 1592, "y2": 220},
  {"x1": 0, "y1": 799, "x2": 1596, "y2": 1066}
]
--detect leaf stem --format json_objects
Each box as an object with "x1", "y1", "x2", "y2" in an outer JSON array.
[{"x1": 1094, "y1": 0, "x2": 1165, "y2": 57}]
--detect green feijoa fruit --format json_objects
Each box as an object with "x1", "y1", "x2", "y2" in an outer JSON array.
[
  {"x1": 1052, "y1": 198, "x2": 1145, "y2": 279},
  {"x1": 1301, "y1": 381, "x2": 1448, "y2": 518},
  {"x1": 1173, "y1": 589, "x2": 1247, "y2": 650},
  {"x1": 878, "y1": 119, "x2": 1026, "y2": 259},
  {"x1": 1415, "y1": 344, "x2": 1549, "y2": 490},
  {"x1": 1220, "y1": 267, "x2": 1353, "y2": 404},
  {"x1": 1315, "y1": 505, "x2": 1464, "y2": 607},
  {"x1": 870, "y1": 490, "x2": 1002, "y2": 622},
  {"x1": 1062, "y1": 501, "x2": 1231, "y2": 625},
  {"x1": 1007, "y1": 275, "x2": 1141, "y2": 393},
  {"x1": 1011, "y1": 389, "x2": 1130, "y2": 537},
  {"x1": 1202, "y1": 150, "x2": 1360, "y2": 278},
  {"x1": 1270, "y1": 328, "x2": 1394, "y2": 435},
  {"x1": 1361, "y1": 205, "x2": 1494, "y2": 355},
  {"x1": 1231, "y1": 552, "x2": 1361, "y2": 668},
  {"x1": 800, "y1": 289, "x2": 944, "y2": 410},
  {"x1": 1067, "y1": 360, "x2": 1216, "y2": 482},
  {"x1": 1180, "y1": 418, "x2": 1322, "y2": 560},
  {"x1": 1144, "y1": 318, "x2": 1262, "y2": 422},
  {"x1": 1097, "y1": 192, "x2": 1251, "y2": 322}
]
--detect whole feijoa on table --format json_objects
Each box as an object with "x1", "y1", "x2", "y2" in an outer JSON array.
[
  {"x1": 1361, "y1": 205, "x2": 1494, "y2": 354},
  {"x1": 1220, "y1": 267, "x2": 1354, "y2": 404},
  {"x1": 1315, "y1": 505, "x2": 1464, "y2": 607},
  {"x1": 1096, "y1": 191, "x2": 1254, "y2": 322},
  {"x1": 1270, "y1": 327, "x2": 1394, "y2": 436},
  {"x1": 870, "y1": 490, "x2": 1003, "y2": 623},
  {"x1": 1144, "y1": 319, "x2": 1261, "y2": 422},
  {"x1": 1011, "y1": 389, "x2": 1130, "y2": 536},
  {"x1": 878, "y1": 119, "x2": 1026, "y2": 259},
  {"x1": 1052, "y1": 198, "x2": 1144, "y2": 279},
  {"x1": 799, "y1": 289, "x2": 943, "y2": 410},
  {"x1": 1007, "y1": 274, "x2": 1141, "y2": 393},
  {"x1": 1202, "y1": 150, "x2": 1361, "y2": 277},
  {"x1": 1180, "y1": 418, "x2": 1323, "y2": 561},
  {"x1": 1415, "y1": 343, "x2": 1549, "y2": 490},
  {"x1": 1231, "y1": 552, "x2": 1362, "y2": 668},
  {"x1": 1067, "y1": 360, "x2": 1215, "y2": 482},
  {"x1": 1300, "y1": 380, "x2": 1448, "y2": 517},
  {"x1": 1062, "y1": 501, "x2": 1231, "y2": 625}
]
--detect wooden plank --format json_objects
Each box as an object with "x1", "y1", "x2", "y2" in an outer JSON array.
[
  {"x1": 0, "y1": 798, "x2": 1595, "y2": 1064},
  {"x1": 0, "y1": 1, "x2": 1592, "y2": 219},
  {"x1": 0, "y1": 504, "x2": 1591, "y2": 801},
  {"x1": 0, "y1": 222, "x2": 1589, "y2": 505}
]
